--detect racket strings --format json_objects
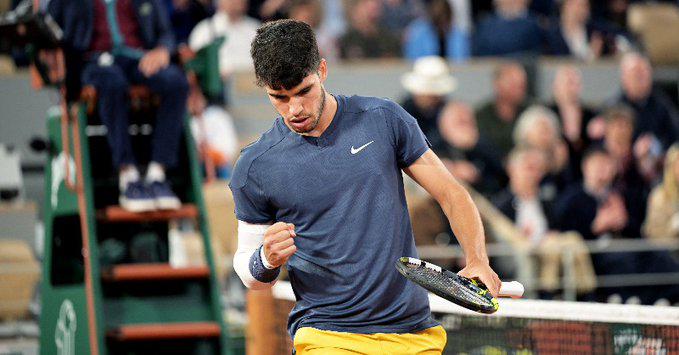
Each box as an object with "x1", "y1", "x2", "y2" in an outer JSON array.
[
  {"x1": 397, "y1": 258, "x2": 499, "y2": 314},
  {"x1": 397, "y1": 258, "x2": 498, "y2": 313},
  {"x1": 405, "y1": 264, "x2": 488, "y2": 304}
]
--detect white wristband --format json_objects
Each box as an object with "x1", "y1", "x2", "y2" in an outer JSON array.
[{"x1": 260, "y1": 245, "x2": 277, "y2": 269}]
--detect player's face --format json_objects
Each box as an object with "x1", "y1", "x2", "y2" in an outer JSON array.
[{"x1": 266, "y1": 60, "x2": 328, "y2": 135}]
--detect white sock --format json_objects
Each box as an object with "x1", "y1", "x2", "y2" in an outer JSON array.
[
  {"x1": 119, "y1": 166, "x2": 140, "y2": 191},
  {"x1": 145, "y1": 161, "x2": 166, "y2": 183}
]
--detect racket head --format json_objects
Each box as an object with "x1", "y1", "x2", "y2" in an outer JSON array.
[{"x1": 396, "y1": 257, "x2": 499, "y2": 314}]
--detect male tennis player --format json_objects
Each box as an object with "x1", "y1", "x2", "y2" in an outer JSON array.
[{"x1": 231, "y1": 19, "x2": 501, "y2": 354}]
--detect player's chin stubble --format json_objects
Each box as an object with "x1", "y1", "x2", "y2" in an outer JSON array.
[{"x1": 297, "y1": 87, "x2": 326, "y2": 135}]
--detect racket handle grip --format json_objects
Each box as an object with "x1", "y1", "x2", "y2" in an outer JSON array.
[{"x1": 499, "y1": 281, "x2": 524, "y2": 298}]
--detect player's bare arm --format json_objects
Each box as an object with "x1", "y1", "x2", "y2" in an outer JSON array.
[{"x1": 403, "y1": 149, "x2": 502, "y2": 297}]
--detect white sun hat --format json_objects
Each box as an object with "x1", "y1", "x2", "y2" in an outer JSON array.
[{"x1": 401, "y1": 56, "x2": 457, "y2": 96}]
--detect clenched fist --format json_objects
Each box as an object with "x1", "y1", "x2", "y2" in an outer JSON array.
[{"x1": 263, "y1": 222, "x2": 297, "y2": 268}]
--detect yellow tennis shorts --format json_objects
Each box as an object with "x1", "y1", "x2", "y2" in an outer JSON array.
[{"x1": 293, "y1": 325, "x2": 447, "y2": 354}]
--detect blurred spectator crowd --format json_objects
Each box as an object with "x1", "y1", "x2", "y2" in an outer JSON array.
[
  {"x1": 4, "y1": 0, "x2": 679, "y2": 65},
  {"x1": 171, "y1": 0, "x2": 671, "y2": 62},
  {"x1": 168, "y1": 0, "x2": 679, "y2": 63},
  {"x1": 404, "y1": 52, "x2": 679, "y2": 305}
]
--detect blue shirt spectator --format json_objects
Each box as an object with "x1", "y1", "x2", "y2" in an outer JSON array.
[
  {"x1": 403, "y1": 0, "x2": 470, "y2": 62},
  {"x1": 404, "y1": 19, "x2": 470, "y2": 62},
  {"x1": 473, "y1": 0, "x2": 543, "y2": 57},
  {"x1": 380, "y1": 0, "x2": 423, "y2": 36}
]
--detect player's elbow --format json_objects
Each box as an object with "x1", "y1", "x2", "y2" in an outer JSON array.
[{"x1": 233, "y1": 251, "x2": 275, "y2": 290}]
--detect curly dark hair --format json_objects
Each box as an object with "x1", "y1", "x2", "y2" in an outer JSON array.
[{"x1": 250, "y1": 19, "x2": 321, "y2": 90}]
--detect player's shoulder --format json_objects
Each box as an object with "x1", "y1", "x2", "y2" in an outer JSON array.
[
  {"x1": 230, "y1": 120, "x2": 286, "y2": 189},
  {"x1": 342, "y1": 95, "x2": 410, "y2": 126},
  {"x1": 343, "y1": 95, "x2": 402, "y2": 114}
]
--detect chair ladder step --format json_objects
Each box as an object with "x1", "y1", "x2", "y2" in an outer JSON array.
[
  {"x1": 97, "y1": 204, "x2": 198, "y2": 223},
  {"x1": 101, "y1": 263, "x2": 210, "y2": 282},
  {"x1": 107, "y1": 322, "x2": 221, "y2": 341}
]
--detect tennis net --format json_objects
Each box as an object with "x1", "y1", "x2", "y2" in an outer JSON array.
[{"x1": 270, "y1": 281, "x2": 679, "y2": 354}]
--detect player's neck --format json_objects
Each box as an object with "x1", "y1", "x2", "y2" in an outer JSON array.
[{"x1": 308, "y1": 91, "x2": 338, "y2": 137}]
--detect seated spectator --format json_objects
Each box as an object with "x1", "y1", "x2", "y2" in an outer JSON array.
[
  {"x1": 616, "y1": 52, "x2": 679, "y2": 150},
  {"x1": 189, "y1": 0, "x2": 259, "y2": 106},
  {"x1": 548, "y1": 65, "x2": 596, "y2": 180},
  {"x1": 437, "y1": 101, "x2": 507, "y2": 196},
  {"x1": 473, "y1": 0, "x2": 543, "y2": 57},
  {"x1": 513, "y1": 105, "x2": 572, "y2": 199},
  {"x1": 190, "y1": 106, "x2": 239, "y2": 179},
  {"x1": 189, "y1": 0, "x2": 260, "y2": 78},
  {"x1": 476, "y1": 62, "x2": 530, "y2": 159},
  {"x1": 48, "y1": 0, "x2": 188, "y2": 212},
  {"x1": 492, "y1": 147, "x2": 597, "y2": 295},
  {"x1": 555, "y1": 148, "x2": 628, "y2": 240},
  {"x1": 339, "y1": 0, "x2": 400, "y2": 59},
  {"x1": 288, "y1": 0, "x2": 339, "y2": 62},
  {"x1": 602, "y1": 106, "x2": 655, "y2": 235},
  {"x1": 643, "y1": 143, "x2": 679, "y2": 241},
  {"x1": 400, "y1": 56, "x2": 455, "y2": 148},
  {"x1": 493, "y1": 147, "x2": 553, "y2": 246},
  {"x1": 403, "y1": 0, "x2": 470, "y2": 63},
  {"x1": 545, "y1": 0, "x2": 605, "y2": 61},
  {"x1": 555, "y1": 147, "x2": 679, "y2": 304}
]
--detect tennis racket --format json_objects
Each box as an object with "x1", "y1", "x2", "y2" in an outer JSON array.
[{"x1": 396, "y1": 257, "x2": 524, "y2": 314}]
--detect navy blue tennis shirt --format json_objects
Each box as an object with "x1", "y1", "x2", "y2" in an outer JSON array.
[{"x1": 229, "y1": 95, "x2": 439, "y2": 338}]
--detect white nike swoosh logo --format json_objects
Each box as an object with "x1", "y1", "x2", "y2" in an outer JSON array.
[{"x1": 351, "y1": 141, "x2": 374, "y2": 155}]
